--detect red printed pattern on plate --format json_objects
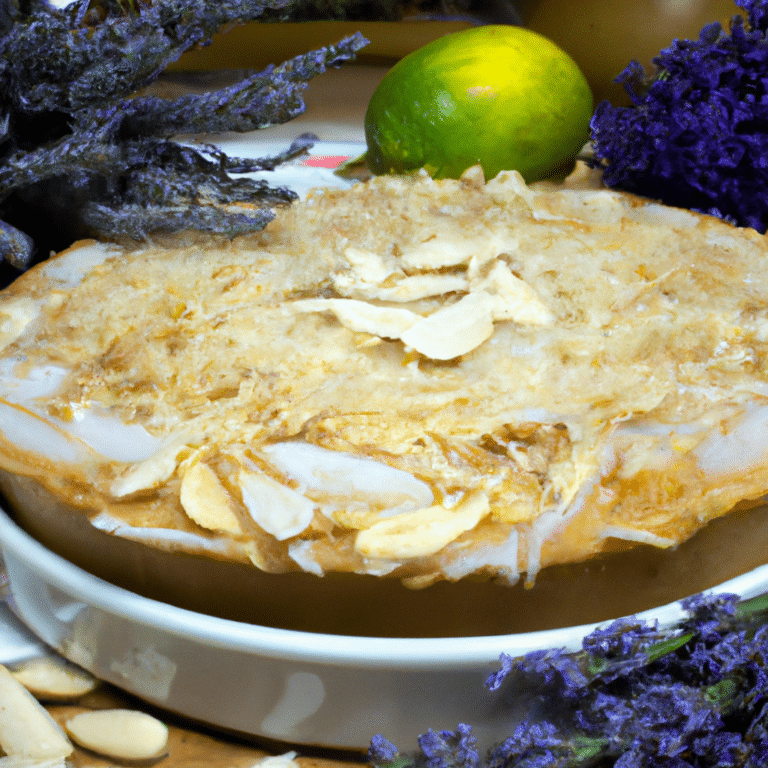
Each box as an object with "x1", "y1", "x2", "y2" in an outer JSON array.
[{"x1": 301, "y1": 155, "x2": 351, "y2": 169}]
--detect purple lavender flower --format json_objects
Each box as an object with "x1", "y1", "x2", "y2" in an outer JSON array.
[
  {"x1": 418, "y1": 724, "x2": 480, "y2": 768},
  {"x1": 591, "y1": 683, "x2": 728, "y2": 759},
  {"x1": 368, "y1": 592, "x2": 768, "y2": 768},
  {"x1": 487, "y1": 721, "x2": 606, "y2": 768},
  {"x1": 589, "y1": 0, "x2": 768, "y2": 233},
  {"x1": 369, "y1": 734, "x2": 402, "y2": 764},
  {"x1": 744, "y1": 701, "x2": 768, "y2": 767},
  {"x1": 486, "y1": 648, "x2": 590, "y2": 700},
  {"x1": 679, "y1": 593, "x2": 739, "y2": 637}
]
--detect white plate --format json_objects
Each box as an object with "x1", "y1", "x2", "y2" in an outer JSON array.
[
  {"x1": 207, "y1": 136, "x2": 365, "y2": 199},
  {"x1": 3, "y1": 505, "x2": 768, "y2": 750}
]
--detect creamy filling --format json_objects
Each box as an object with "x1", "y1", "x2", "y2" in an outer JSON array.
[
  {"x1": 0, "y1": 360, "x2": 162, "y2": 463},
  {"x1": 90, "y1": 512, "x2": 237, "y2": 557},
  {"x1": 262, "y1": 442, "x2": 434, "y2": 518}
]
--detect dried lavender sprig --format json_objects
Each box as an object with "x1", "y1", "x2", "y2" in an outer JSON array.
[
  {"x1": 0, "y1": 131, "x2": 124, "y2": 197},
  {"x1": 371, "y1": 725, "x2": 609, "y2": 768},
  {"x1": 370, "y1": 593, "x2": 768, "y2": 768},
  {"x1": 221, "y1": 132, "x2": 317, "y2": 173},
  {"x1": 0, "y1": 33, "x2": 365, "y2": 199},
  {"x1": 589, "y1": 0, "x2": 768, "y2": 233},
  {"x1": 81, "y1": 200, "x2": 276, "y2": 239},
  {"x1": 0, "y1": 0, "x2": 368, "y2": 269},
  {"x1": 79, "y1": 140, "x2": 301, "y2": 238},
  {"x1": 0, "y1": 0, "x2": 292, "y2": 115},
  {"x1": 90, "y1": 35, "x2": 368, "y2": 139}
]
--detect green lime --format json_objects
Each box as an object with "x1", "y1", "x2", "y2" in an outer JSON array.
[{"x1": 364, "y1": 25, "x2": 593, "y2": 183}]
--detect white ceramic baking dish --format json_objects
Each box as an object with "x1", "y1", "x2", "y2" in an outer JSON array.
[{"x1": 3, "y1": 504, "x2": 768, "y2": 751}]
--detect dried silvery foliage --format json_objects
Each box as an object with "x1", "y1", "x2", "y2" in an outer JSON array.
[{"x1": 0, "y1": 0, "x2": 367, "y2": 270}]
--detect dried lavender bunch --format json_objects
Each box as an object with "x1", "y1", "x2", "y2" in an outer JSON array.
[
  {"x1": 370, "y1": 593, "x2": 768, "y2": 768},
  {"x1": 0, "y1": 0, "x2": 367, "y2": 269},
  {"x1": 589, "y1": 0, "x2": 768, "y2": 234}
]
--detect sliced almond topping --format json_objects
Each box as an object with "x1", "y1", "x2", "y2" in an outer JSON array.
[
  {"x1": 400, "y1": 233, "x2": 515, "y2": 271},
  {"x1": 400, "y1": 236, "x2": 478, "y2": 270},
  {"x1": 355, "y1": 490, "x2": 490, "y2": 559},
  {"x1": 239, "y1": 468, "x2": 315, "y2": 540},
  {"x1": 485, "y1": 169, "x2": 535, "y2": 208},
  {"x1": 400, "y1": 292, "x2": 495, "y2": 360},
  {"x1": 0, "y1": 297, "x2": 38, "y2": 352},
  {"x1": 64, "y1": 709, "x2": 168, "y2": 761},
  {"x1": 262, "y1": 441, "x2": 434, "y2": 512},
  {"x1": 290, "y1": 298, "x2": 417, "y2": 339},
  {"x1": 180, "y1": 460, "x2": 243, "y2": 534},
  {"x1": 470, "y1": 260, "x2": 555, "y2": 325},
  {"x1": 11, "y1": 657, "x2": 97, "y2": 701},
  {"x1": 110, "y1": 432, "x2": 194, "y2": 497},
  {"x1": 0, "y1": 665, "x2": 73, "y2": 759},
  {"x1": 401, "y1": 234, "x2": 519, "y2": 270},
  {"x1": 364, "y1": 273, "x2": 468, "y2": 303},
  {"x1": 332, "y1": 247, "x2": 402, "y2": 298},
  {"x1": 341, "y1": 247, "x2": 396, "y2": 283}
]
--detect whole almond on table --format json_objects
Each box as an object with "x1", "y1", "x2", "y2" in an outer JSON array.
[
  {"x1": 11, "y1": 656, "x2": 98, "y2": 701},
  {"x1": 0, "y1": 664, "x2": 73, "y2": 760},
  {"x1": 64, "y1": 709, "x2": 169, "y2": 761}
]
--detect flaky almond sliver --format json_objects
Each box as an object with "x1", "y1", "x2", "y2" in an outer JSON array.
[
  {"x1": 290, "y1": 297, "x2": 417, "y2": 339},
  {"x1": 110, "y1": 432, "x2": 195, "y2": 497},
  {"x1": 0, "y1": 757, "x2": 68, "y2": 768},
  {"x1": 0, "y1": 297, "x2": 38, "y2": 352},
  {"x1": 400, "y1": 291, "x2": 495, "y2": 360},
  {"x1": 238, "y1": 466, "x2": 315, "y2": 540},
  {"x1": 180, "y1": 459, "x2": 243, "y2": 534},
  {"x1": 469, "y1": 259, "x2": 555, "y2": 325},
  {"x1": 355, "y1": 490, "x2": 490, "y2": 559}
]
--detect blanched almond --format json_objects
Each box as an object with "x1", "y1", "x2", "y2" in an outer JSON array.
[
  {"x1": 400, "y1": 232, "x2": 518, "y2": 270},
  {"x1": 341, "y1": 246, "x2": 394, "y2": 284},
  {"x1": 355, "y1": 490, "x2": 490, "y2": 559},
  {"x1": 0, "y1": 665, "x2": 72, "y2": 759},
  {"x1": 363, "y1": 273, "x2": 468, "y2": 303},
  {"x1": 0, "y1": 757, "x2": 67, "y2": 768},
  {"x1": 239, "y1": 468, "x2": 315, "y2": 540},
  {"x1": 400, "y1": 292, "x2": 494, "y2": 360},
  {"x1": 0, "y1": 297, "x2": 38, "y2": 351},
  {"x1": 11, "y1": 656, "x2": 97, "y2": 701},
  {"x1": 110, "y1": 432, "x2": 192, "y2": 497},
  {"x1": 400, "y1": 236, "x2": 479, "y2": 270},
  {"x1": 290, "y1": 298, "x2": 416, "y2": 339},
  {"x1": 180, "y1": 460, "x2": 243, "y2": 534},
  {"x1": 469, "y1": 259, "x2": 554, "y2": 325},
  {"x1": 64, "y1": 709, "x2": 168, "y2": 761}
]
